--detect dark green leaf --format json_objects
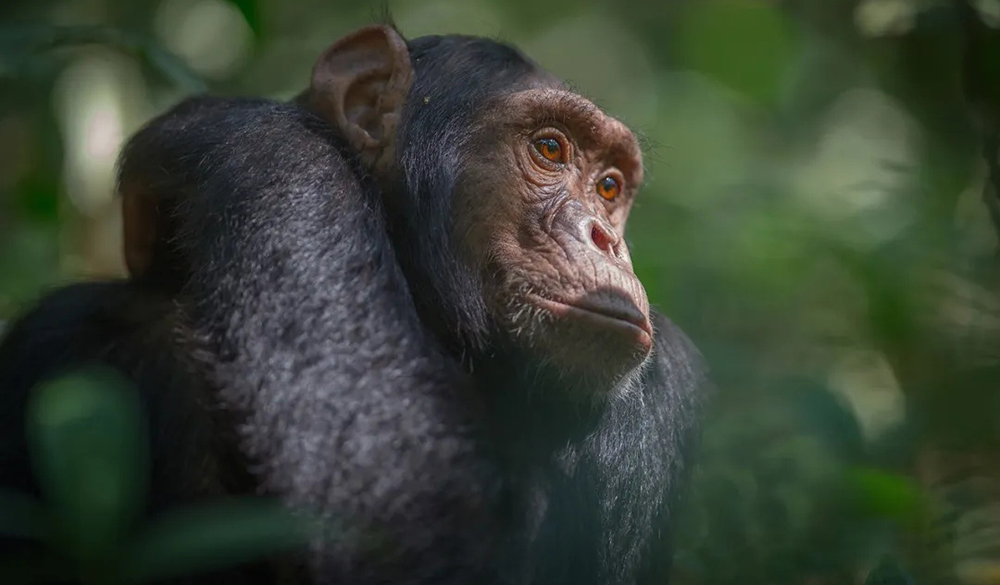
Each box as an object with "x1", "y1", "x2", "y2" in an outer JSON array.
[
  {"x1": 225, "y1": 0, "x2": 262, "y2": 38},
  {"x1": 25, "y1": 368, "x2": 148, "y2": 566},
  {"x1": 124, "y1": 499, "x2": 314, "y2": 583}
]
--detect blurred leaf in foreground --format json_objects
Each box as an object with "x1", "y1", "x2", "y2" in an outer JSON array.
[
  {"x1": 25, "y1": 367, "x2": 148, "y2": 577},
  {"x1": 849, "y1": 467, "x2": 929, "y2": 530},
  {"x1": 125, "y1": 499, "x2": 315, "y2": 583}
]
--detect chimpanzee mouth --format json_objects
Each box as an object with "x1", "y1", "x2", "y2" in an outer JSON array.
[{"x1": 527, "y1": 292, "x2": 653, "y2": 348}]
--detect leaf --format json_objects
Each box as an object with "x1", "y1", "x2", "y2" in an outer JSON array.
[
  {"x1": 847, "y1": 467, "x2": 928, "y2": 528},
  {"x1": 225, "y1": 0, "x2": 262, "y2": 38},
  {"x1": 124, "y1": 499, "x2": 314, "y2": 583},
  {"x1": 25, "y1": 367, "x2": 148, "y2": 566}
]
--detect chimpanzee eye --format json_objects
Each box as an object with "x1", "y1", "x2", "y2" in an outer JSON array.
[
  {"x1": 597, "y1": 175, "x2": 621, "y2": 201},
  {"x1": 533, "y1": 138, "x2": 563, "y2": 164}
]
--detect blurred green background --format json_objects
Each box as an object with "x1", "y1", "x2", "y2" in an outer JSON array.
[{"x1": 2, "y1": 0, "x2": 1000, "y2": 583}]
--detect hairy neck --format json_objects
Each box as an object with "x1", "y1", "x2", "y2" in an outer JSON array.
[{"x1": 470, "y1": 344, "x2": 636, "y2": 460}]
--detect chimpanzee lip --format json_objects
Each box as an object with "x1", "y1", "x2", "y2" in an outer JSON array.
[{"x1": 527, "y1": 292, "x2": 653, "y2": 346}]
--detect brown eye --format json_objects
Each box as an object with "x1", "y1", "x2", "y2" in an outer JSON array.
[
  {"x1": 597, "y1": 175, "x2": 621, "y2": 201},
  {"x1": 533, "y1": 138, "x2": 563, "y2": 164}
]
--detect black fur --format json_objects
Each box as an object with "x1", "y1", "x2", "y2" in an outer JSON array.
[
  {"x1": 389, "y1": 35, "x2": 559, "y2": 351},
  {"x1": 0, "y1": 34, "x2": 707, "y2": 585}
]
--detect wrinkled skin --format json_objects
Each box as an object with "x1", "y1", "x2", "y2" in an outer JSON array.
[{"x1": 454, "y1": 88, "x2": 650, "y2": 389}]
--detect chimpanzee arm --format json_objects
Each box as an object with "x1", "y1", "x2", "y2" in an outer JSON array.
[{"x1": 115, "y1": 96, "x2": 506, "y2": 585}]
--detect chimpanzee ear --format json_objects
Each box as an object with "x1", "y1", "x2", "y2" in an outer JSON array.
[{"x1": 308, "y1": 25, "x2": 413, "y2": 168}]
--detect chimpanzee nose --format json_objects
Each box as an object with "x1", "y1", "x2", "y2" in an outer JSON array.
[{"x1": 585, "y1": 219, "x2": 627, "y2": 262}]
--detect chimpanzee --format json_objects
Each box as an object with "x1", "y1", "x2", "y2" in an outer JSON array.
[{"x1": 0, "y1": 24, "x2": 708, "y2": 585}]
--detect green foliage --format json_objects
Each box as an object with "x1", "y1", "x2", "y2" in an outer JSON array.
[
  {"x1": 0, "y1": 369, "x2": 313, "y2": 584},
  {"x1": 1, "y1": 0, "x2": 999, "y2": 583},
  {"x1": 849, "y1": 467, "x2": 929, "y2": 531},
  {"x1": 26, "y1": 369, "x2": 148, "y2": 576},
  {"x1": 674, "y1": 1, "x2": 795, "y2": 106},
  {"x1": 865, "y1": 555, "x2": 917, "y2": 585},
  {"x1": 0, "y1": 24, "x2": 207, "y2": 92},
  {"x1": 125, "y1": 501, "x2": 316, "y2": 583},
  {"x1": 225, "y1": 0, "x2": 263, "y2": 38}
]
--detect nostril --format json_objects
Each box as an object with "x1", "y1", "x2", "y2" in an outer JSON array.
[{"x1": 590, "y1": 222, "x2": 616, "y2": 257}]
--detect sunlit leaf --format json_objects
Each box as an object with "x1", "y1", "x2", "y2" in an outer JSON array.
[{"x1": 847, "y1": 467, "x2": 928, "y2": 527}]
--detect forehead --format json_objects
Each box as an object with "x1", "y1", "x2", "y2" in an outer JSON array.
[{"x1": 404, "y1": 36, "x2": 644, "y2": 187}]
